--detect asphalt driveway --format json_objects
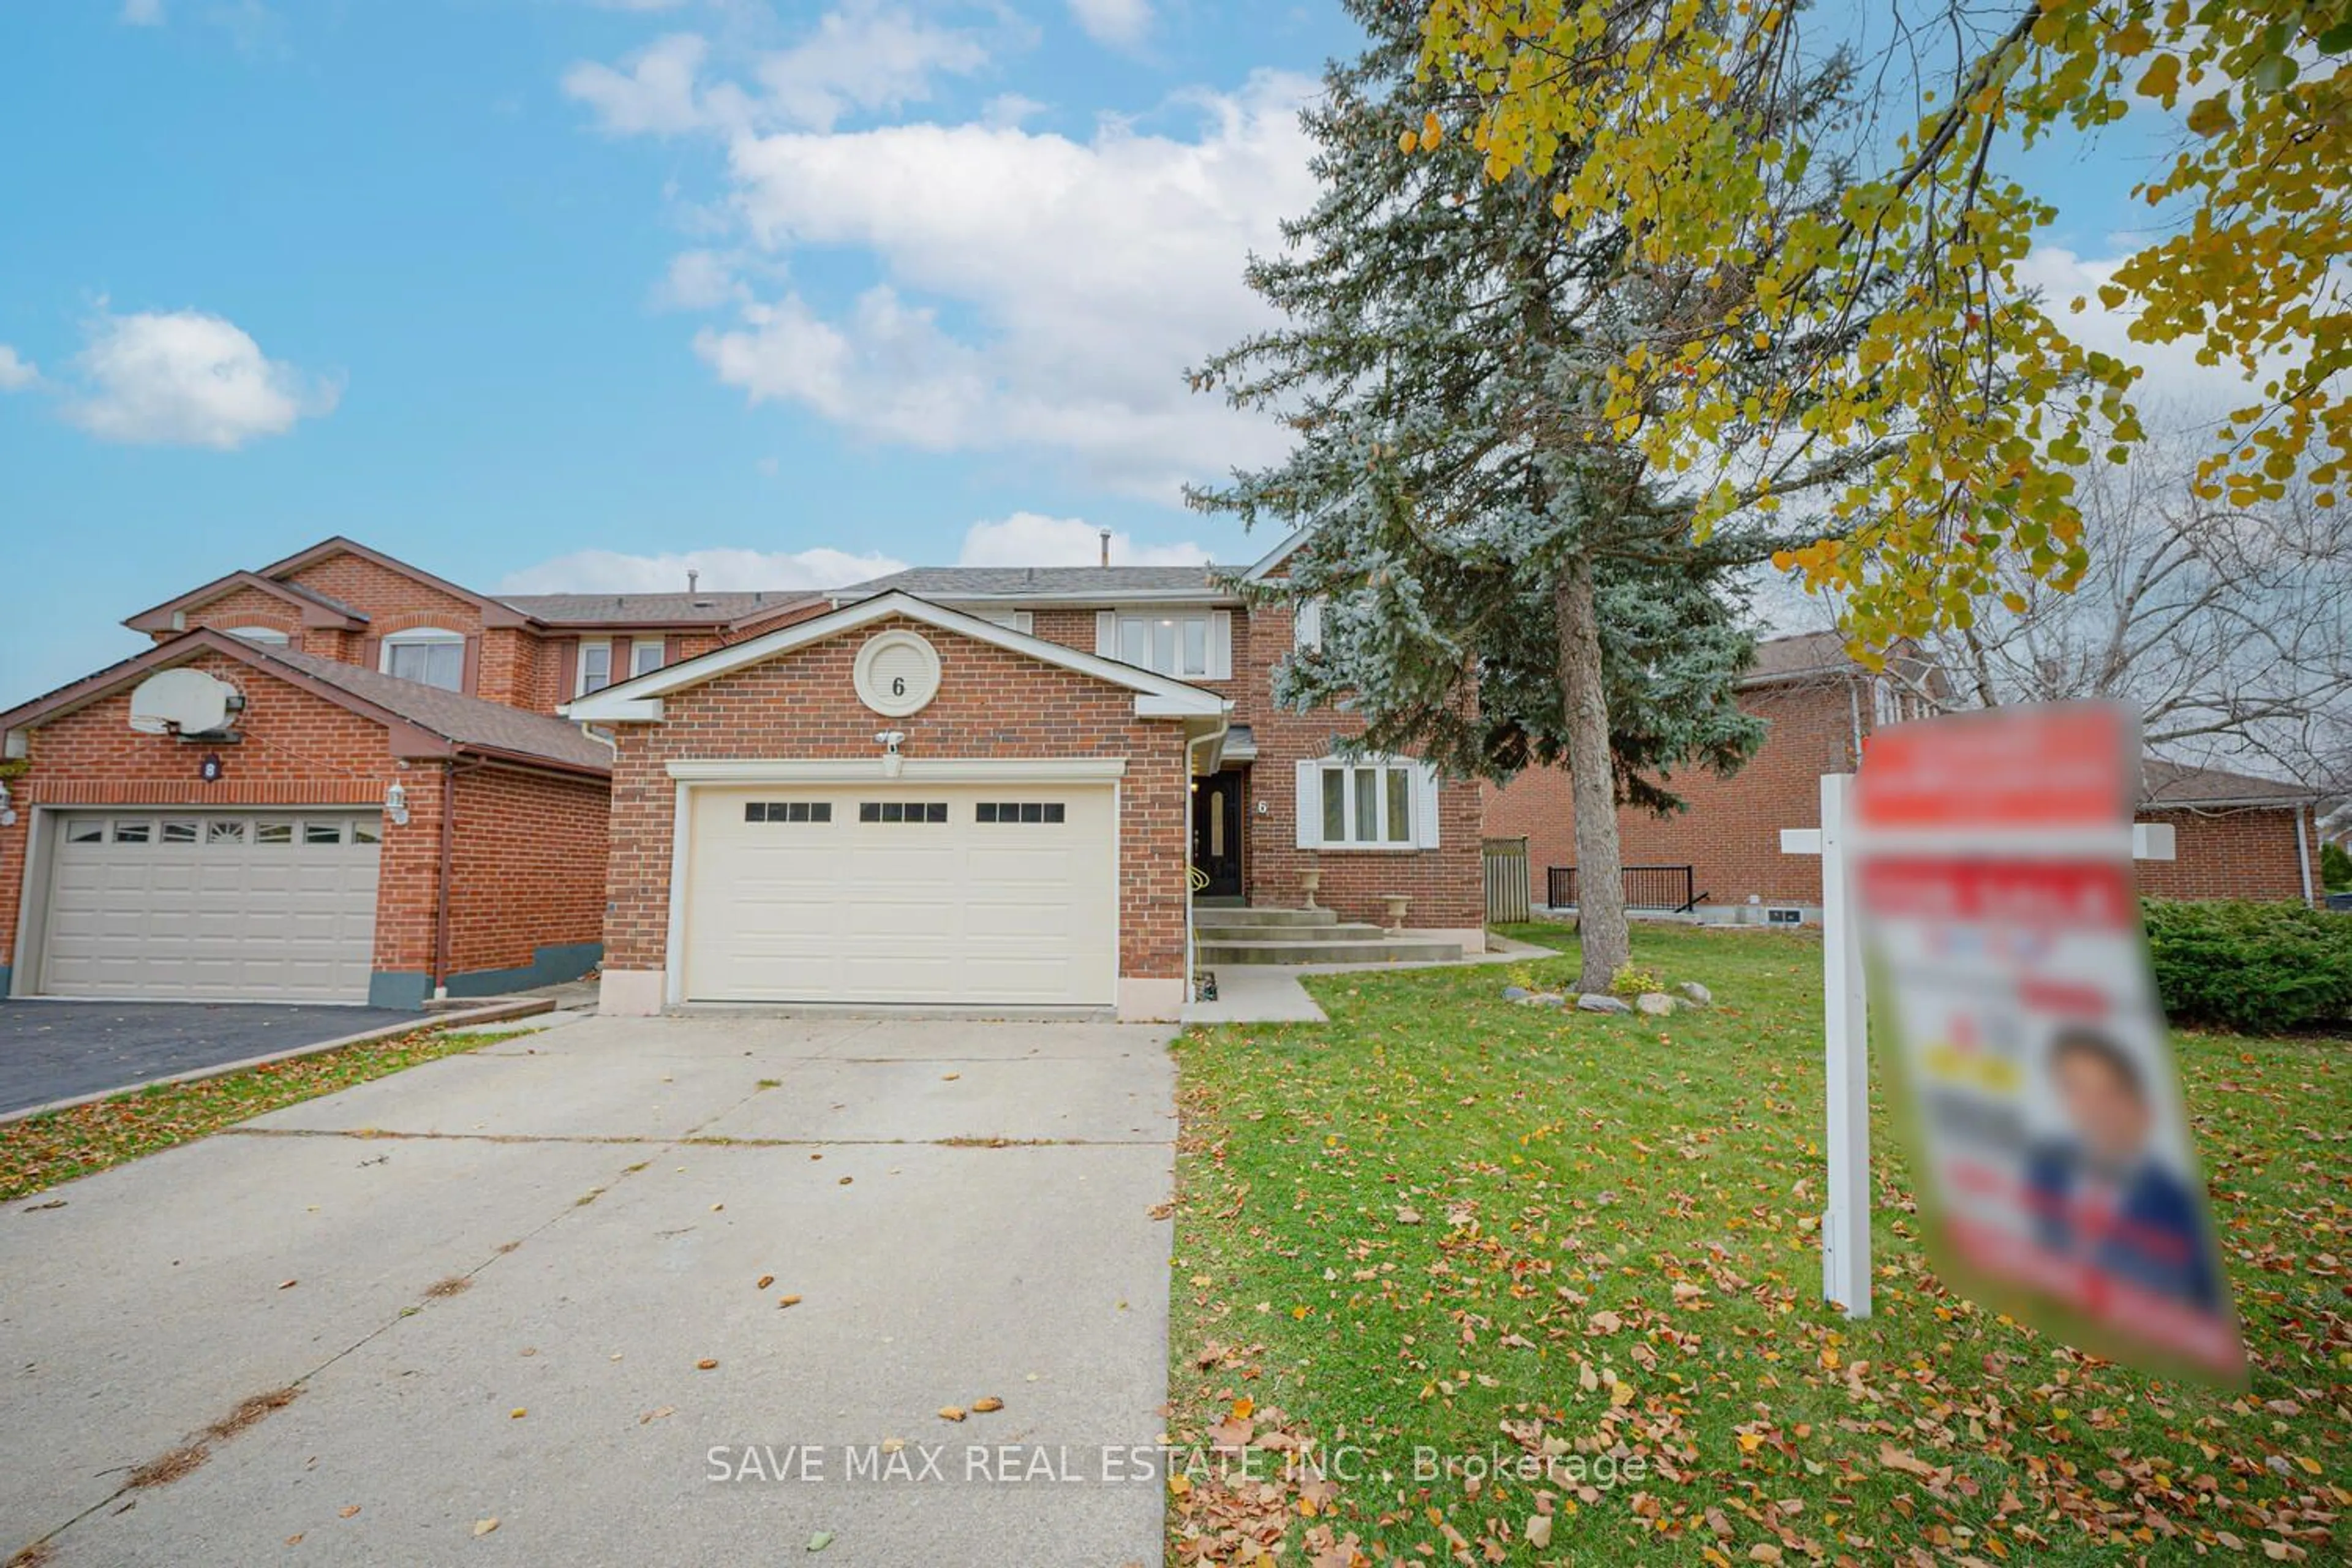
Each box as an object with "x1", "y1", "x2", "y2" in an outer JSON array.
[
  {"x1": 0, "y1": 1014, "x2": 1177, "y2": 1566},
  {"x1": 0, "y1": 1000, "x2": 421, "y2": 1117}
]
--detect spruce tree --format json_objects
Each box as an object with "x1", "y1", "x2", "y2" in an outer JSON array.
[{"x1": 1191, "y1": 0, "x2": 1839, "y2": 991}]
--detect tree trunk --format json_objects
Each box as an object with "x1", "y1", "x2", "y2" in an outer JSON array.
[{"x1": 1556, "y1": 552, "x2": 1629, "y2": 993}]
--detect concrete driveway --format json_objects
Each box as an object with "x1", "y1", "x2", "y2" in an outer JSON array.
[
  {"x1": 0, "y1": 1000, "x2": 423, "y2": 1117},
  {"x1": 1, "y1": 1014, "x2": 1177, "y2": 1566}
]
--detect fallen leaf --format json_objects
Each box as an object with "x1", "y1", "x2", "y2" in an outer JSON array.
[
  {"x1": 807, "y1": 1530, "x2": 834, "y2": 1552},
  {"x1": 696, "y1": 1359, "x2": 719, "y2": 1370},
  {"x1": 1526, "y1": 1513, "x2": 1553, "y2": 1549},
  {"x1": 639, "y1": 1406, "x2": 674, "y2": 1424},
  {"x1": 473, "y1": 1518, "x2": 499, "y2": 1537},
  {"x1": 339, "y1": 1506, "x2": 360, "y2": 1518},
  {"x1": 778, "y1": 1294, "x2": 803, "y2": 1308},
  {"x1": 938, "y1": 1406, "x2": 967, "y2": 1422},
  {"x1": 278, "y1": 1280, "x2": 298, "y2": 1291},
  {"x1": 510, "y1": 1408, "x2": 527, "y2": 1420},
  {"x1": 942, "y1": 1072, "x2": 960, "y2": 1081},
  {"x1": 837, "y1": 1177, "x2": 853, "y2": 1186},
  {"x1": 757, "y1": 1275, "x2": 775, "y2": 1291},
  {"x1": 971, "y1": 1397, "x2": 1003, "y2": 1413}
]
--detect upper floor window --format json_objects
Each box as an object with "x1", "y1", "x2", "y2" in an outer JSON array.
[
  {"x1": 630, "y1": 639, "x2": 666, "y2": 679},
  {"x1": 224, "y1": 626, "x2": 290, "y2": 646},
  {"x1": 1295, "y1": 756, "x2": 1438, "y2": 849},
  {"x1": 382, "y1": 628, "x2": 465, "y2": 692},
  {"x1": 1095, "y1": 608, "x2": 1230, "y2": 680},
  {"x1": 576, "y1": 639, "x2": 613, "y2": 696}
]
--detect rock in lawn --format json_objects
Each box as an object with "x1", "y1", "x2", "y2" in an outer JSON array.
[
  {"x1": 1577, "y1": 994, "x2": 1632, "y2": 1014},
  {"x1": 1676, "y1": 981, "x2": 1713, "y2": 1006},
  {"x1": 1635, "y1": 992, "x2": 1676, "y2": 1016},
  {"x1": 1501, "y1": 985, "x2": 1532, "y2": 1001},
  {"x1": 1528, "y1": 992, "x2": 1566, "y2": 1008}
]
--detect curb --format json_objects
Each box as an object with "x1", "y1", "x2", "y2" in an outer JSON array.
[{"x1": 0, "y1": 997, "x2": 557, "y2": 1128}]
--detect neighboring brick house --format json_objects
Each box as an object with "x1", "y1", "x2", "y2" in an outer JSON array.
[
  {"x1": 1483, "y1": 631, "x2": 2326, "y2": 916},
  {"x1": 0, "y1": 537, "x2": 827, "y2": 1009},
  {"x1": 567, "y1": 562, "x2": 1487, "y2": 1022}
]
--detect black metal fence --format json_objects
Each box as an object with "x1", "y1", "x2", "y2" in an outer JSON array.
[{"x1": 1545, "y1": 864, "x2": 1703, "y2": 913}]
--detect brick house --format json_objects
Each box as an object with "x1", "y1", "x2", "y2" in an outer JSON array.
[
  {"x1": 1483, "y1": 631, "x2": 2326, "y2": 916},
  {"x1": 0, "y1": 538, "x2": 823, "y2": 1008},
  {"x1": 567, "y1": 560, "x2": 1485, "y2": 1022}
]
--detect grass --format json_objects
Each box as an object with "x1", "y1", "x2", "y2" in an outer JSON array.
[
  {"x1": 1166, "y1": 922, "x2": 2347, "y2": 1564},
  {"x1": 1, "y1": 1027, "x2": 511, "y2": 1204}
]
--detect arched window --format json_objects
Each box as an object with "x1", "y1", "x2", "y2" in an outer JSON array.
[
  {"x1": 382, "y1": 627, "x2": 466, "y2": 692},
  {"x1": 224, "y1": 626, "x2": 290, "y2": 646}
]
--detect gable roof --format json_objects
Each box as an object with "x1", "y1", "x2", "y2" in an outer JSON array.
[
  {"x1": 564, "y1": 590, "x2": 1228, "y2": 723},
  {"x1": 254, "y1": 537, "x2": 535, "y2": 628},
  {"x1": 832, "y1": 565, "x2": 1235, "y2": 605},
  {"x1": 2139, "y1": 758, "x2": 2315, "y2": 809},
  {"x1": 123, "y1": 568, "x2": 372, "y2": 634},
  {"x1": 0, "y1": 630, "x2": 611, "y2": 777},
  {"x1": 496, "y1": 589, "x2": 823, "y2": 629}
]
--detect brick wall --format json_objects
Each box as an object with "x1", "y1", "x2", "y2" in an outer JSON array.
[
  {"x1": 1482, "y1": 674, "x2": 1866, "y2": 910},
  {"x1": 447, "y1": 763, "x2": 611, "y2": 975},
  {"x1": 284, "y1": 554, "x2": 485, "y2": 636},
  {"x1": 0, "y1": 649, "x2": 445, "y2": 979},
  {"x1": 600, "y1": 614, "x2": 1190, "y2": 983},
  {"x1": 1020, "y1": 601, "x2": 1484, "y2": 930},
  {"x1": 173, "y1": 584, "x2": 305, "y2": 647},
  {"x1": 2136, "y1": 805, "x2": 2316, "y2": 903}
]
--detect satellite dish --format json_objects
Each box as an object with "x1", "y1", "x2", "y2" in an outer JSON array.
[{"x1": 129, "y1": 669, "x2": 236, "y2": 736}]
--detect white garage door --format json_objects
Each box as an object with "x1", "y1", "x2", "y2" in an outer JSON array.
[
  {"x1": 682, "y1": 784, "x2": 1118, "y2": 1006},
  {"x1": 40, "y1": 811, "x2": 382, "y2": 1003}
]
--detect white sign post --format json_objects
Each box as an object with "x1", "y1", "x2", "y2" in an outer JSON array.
[
  {"x1": 1781, "y1": 774, "x2": 2181, "y2": 1324},
  {"x1": 1781, "y1": 774, "x2": 1870, "y2": 1317}
]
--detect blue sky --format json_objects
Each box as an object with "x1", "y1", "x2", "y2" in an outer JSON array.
[{"x1": 0, "y1": 0, "x2": 2187, "y2": 701}]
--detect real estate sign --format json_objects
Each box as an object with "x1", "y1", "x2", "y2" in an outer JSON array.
[{"x1": 1853, "y1": 703, "x2": 2247, "y2": 1382}]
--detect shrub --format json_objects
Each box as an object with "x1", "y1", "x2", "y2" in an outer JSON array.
[
  {"x1": 2140, "y1": 899, "x2": 2352, "y2": 1034},
  {"x1": 1608, "y1": 962, "x2": 1665, "y2": 998},
  {"x1": 2323, "y1": 840, "x2": 2352, "y2": 892}
]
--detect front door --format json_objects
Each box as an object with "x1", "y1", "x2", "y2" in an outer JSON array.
[{"x1": 1191, "y1": 769, "x2": 1243, "y2": 899}]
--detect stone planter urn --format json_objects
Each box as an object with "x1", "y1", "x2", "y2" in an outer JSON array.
[
  {"x1": 1298, "y1": 866, "x2": 1322, "y2": 909},
  {"x1": 1383, "y1": 894, "x2": 1411, "y2": 932}
]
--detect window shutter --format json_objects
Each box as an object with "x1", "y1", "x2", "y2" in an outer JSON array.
[
  {"x1": 1294, "y1": 598, "x2": 1321, "y2": 651},
  {"x1": 461, "y1": 635, "x2": 482, "y2": 696},
  {"x1": 556, "y1": 640, "x2": 578, "y2": 701},
  {"x1": 360, "y1": 635, "x2": 382, "y2": 671},
  {"x1": 1096, "y1": 610, "x2": 1117, "y2": 658},
  {"x1": 1210, "y1": 610, "x2": 1232, "y2": 680},
  {"x1": 612, "y1": 636, "x2": 633, "y2": 680},
  {"x1": 1412, "y1": 761, "x2": 1441, "y2": 848},
  {"x1": 1295, "y1": 759, "x2": 1319, "y2": 849}
]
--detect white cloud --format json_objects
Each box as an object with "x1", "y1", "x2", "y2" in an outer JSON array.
[
  {"x1": 654, "y1": 247, "x2": 750, "y2": 311},
  {"x1": 957, "y1": 512, "x2": 1208, "y2": 567},
  {"x1": 563, "y1": 32, "x2": 716, "y2": 136},
  {"x1": 119, "y1": 0, "x2": 165, "y2": 25},
  {"x1": 0, "y1": 345, "x2": 38, "y2": 391},
  {"x1": 65, "y1": 309, "x2": 337, "y2": 449},
  {"x1": 562, "y1": 3, "x2": 990, "y2": 137},
  {"x1": 687, "y1": 72, "x2": 1317, "y2": 496},
  {"x1": 497, "y1": 545, "x2": 908, "y2": 596},
  {"x1": 1068, "y1": 0, "x2": 1151, "y2": 50}
]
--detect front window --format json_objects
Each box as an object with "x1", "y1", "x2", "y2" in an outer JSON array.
[
  {"x1": 630, "y1": 639, "x2": 665, "y2": 679},
  {"x1": 383, "y1": 628, "x2": 465, "y2": 692},
  {"x1": 1307, "y1": 759, "x2": 1427, "y2": 847},
  {"x1": 578, "y1": 640, "x2": 612, "y2": 695},
  {"x1": 1109, "y1": 611, "x2": 1220, "y2": 679}
]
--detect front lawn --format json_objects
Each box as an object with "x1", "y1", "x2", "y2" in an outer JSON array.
[{"x1": 1167, "y1": 922, "x2": 2346, "y2": 1564}]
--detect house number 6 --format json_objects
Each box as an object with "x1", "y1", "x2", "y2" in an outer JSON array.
[{"x1": 891, "y1": 676, "x2": 906, "y2": 696}]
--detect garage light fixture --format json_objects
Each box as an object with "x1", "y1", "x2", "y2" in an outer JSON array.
[
  {"x1": 875, "y1": 730, "x2": 907, "y2": 779},
  {"x1": 385, "y1": 781, "x2": 411, "y2": 827}
]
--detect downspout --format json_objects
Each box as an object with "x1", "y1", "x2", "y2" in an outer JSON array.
[{"x1": 2296, "y1": 804, "x2": 2315, "y2": 908}]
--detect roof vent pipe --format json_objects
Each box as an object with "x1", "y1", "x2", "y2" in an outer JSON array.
[
  {"x1": 687, "y1": 569, "x2": 699, "y2": 593},
  {"x1": 1099, "y1": 528, "x2": 1112, "y2": 567}
]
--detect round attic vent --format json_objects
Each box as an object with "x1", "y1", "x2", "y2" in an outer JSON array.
[{"x1": 854, "y1": 630, "x2": 940, "y2": 718}]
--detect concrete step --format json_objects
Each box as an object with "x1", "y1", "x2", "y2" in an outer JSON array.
[
  {"x1": 1195, "y1": 921, "x2": 1392, "y2": 945},
  {"x1": 1190, "y1": 906, "x2": 1341, "y2": 928},
  {"x1": 1197, "y1": 936, "x2": 1465, "y2": 966}
]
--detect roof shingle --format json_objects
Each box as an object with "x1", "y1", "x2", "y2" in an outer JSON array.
[
  {"x1": 834, "y1": 566, "x2": 1227, "y2": 601},
  {"x1": 252, "y1": 644, "x2": 613, "y2": 773}
]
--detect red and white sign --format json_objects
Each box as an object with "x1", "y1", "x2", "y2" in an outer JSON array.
[{"x1": 1853, "y1": 703, "x2": 2245, "y2": 1382}]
